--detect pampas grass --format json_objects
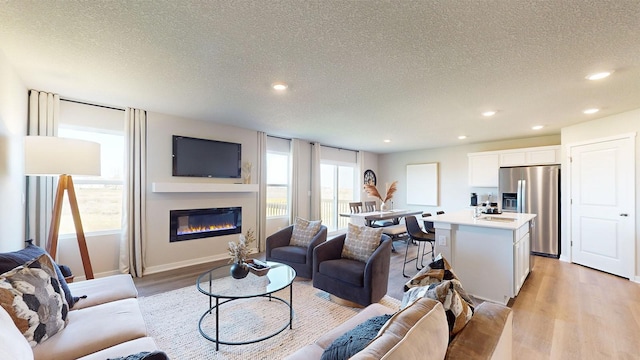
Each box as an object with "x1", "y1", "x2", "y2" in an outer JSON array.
[{"x1": 364, "y1": 180, "x2": 398, "y2": 203}]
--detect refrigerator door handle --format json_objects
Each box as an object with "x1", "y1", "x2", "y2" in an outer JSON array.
[
  {"x1": 516, "y1": 180, "x2": 522, "y2": 213},
  {"x1": 520, "y1": 180, "x2": 526, "y2": 213}
]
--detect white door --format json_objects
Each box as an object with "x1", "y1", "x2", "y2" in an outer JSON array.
[{"x1": 570, "y1": 136, "x2": 635, "y2": 278}]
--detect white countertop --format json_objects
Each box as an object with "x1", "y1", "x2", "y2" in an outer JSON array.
[{"x1": 426, "y1": 209, "x2": 536, "y2": 230}]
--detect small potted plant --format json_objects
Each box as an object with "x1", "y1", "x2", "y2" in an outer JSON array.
[{"x1": 227, "y1": 228, "x2": 255, "y2": 279}]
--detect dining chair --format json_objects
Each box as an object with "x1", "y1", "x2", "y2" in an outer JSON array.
[
  {"x1": 363, "y1": 201, "x2": 376, "y2": 212},
  {"x1": 403, "y1": 216, "x2": 435, "y2": 277},
  {"x1": 348, "y1": 202, "x2": 362, "y2": 214}
]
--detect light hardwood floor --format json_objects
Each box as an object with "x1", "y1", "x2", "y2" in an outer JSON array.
[{"x1": 134, "y1": 240, "x2": 640, "y2": 359}]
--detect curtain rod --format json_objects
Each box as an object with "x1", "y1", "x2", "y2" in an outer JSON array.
[
  {"x1": 61, "y1": 98, "x2": 125, "y2": 112},
  {"x1": 310, "y1": 142, "x2": 359, "y2": 153},
  {"x1": 268, "y1": 134, "x2": 359, "y2": 152}
]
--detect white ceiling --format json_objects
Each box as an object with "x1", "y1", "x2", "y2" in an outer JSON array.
[{"x1": 1, "y1": 1, "x2": 639, "y2": 153}]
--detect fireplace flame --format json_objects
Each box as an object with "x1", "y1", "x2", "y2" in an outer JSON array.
[{"x1": 177, "y1": 223, "x2": 236, "y2": 236}]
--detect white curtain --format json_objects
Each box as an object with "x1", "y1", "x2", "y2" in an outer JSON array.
[
  {"x1": 256, "y1": 132, "x2": 267, "y2": 251},
  {"x1": 310, "y1": 142, "x2": 322, "y2": 220},
  {"x1": 120, "y1": 108, "x2": 147, "y2": 277},
  {"x1": 26, "y1": 90, "x2": 59, "y2": 248},
  {"x1": 356, "y1": 150, "x2": 365, "y2": 201},
  {"x1": 289, "y1": 139, "x2": 301, "y2": 223}
]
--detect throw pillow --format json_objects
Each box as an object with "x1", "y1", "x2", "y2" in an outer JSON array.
[
  {"x1": 403, "y1": 253, "x2": 458, "y2": 291},
  {"x1": 108, "y1": 351, "x2": 170, "y2": 360},
  {"x1": 290, "y1": 217, "x2": 322, "y2": 247},
  {"x1": 0, "y1": 254, "x2": 68, "y2": 346},
  {"x1": 341, "y1": 223, "x2": 384, "y2": 262},
  {"x1": 0, "y1": 243, "x2": 76, "y2": 308},
  {"x1": 320, "y1": 314, "x2": 393, "y2": 360},
  {"x1": 401, "y1": 279, "x2": 474, "y2": 337}
]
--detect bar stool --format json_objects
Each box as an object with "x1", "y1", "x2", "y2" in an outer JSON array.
[{"x1": 403, "y1": 216, "x2": 435, "y2": 278}]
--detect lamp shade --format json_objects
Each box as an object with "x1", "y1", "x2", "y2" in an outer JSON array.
[{"x1": 25, "y1": 136, "x2": 101, "y2": 176}]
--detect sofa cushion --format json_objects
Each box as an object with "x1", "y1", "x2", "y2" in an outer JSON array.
[
  {"x1": 321, "y1": 314, "x2": 393, "y2": 360},
  {"x1": 290, "y1": 217, "x2": 322, "y2": 247},
  {"x1": 32, "y1": 298, "x2": 147, "y2": 360},
  {"x1": 401, "y1": 279, "x2": 475, "y2": 337},
  {"x1": 77, "y1": 337, "x2": 159, "y2": 360},
  {"x1": 68, "y1": 274, "x2": 138, "y2": 310},
  {"x1": 0, "y1": 303, "x2": 33, "y2": 360},
  {"x1": 342, "y1": 224, "x2": 383, "y2": 262},
  {"x1": 0, "y1": 253, "x2": 68, "y2": 346},
  {"x1": 0, "y1": 243, "x2": 75, "y2": 308},
  {"x1": 351, "y1": 297, "x2": 449, "y2": 360}
]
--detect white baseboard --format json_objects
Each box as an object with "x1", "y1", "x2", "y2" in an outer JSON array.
[
  {"x1": 559, "y1": 254, "x2": 571, "y2": 263},
  {"x1": 142, "y1": 253, "x2": 230, "y2": 276}
]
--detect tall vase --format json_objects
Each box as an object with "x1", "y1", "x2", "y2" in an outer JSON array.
[
  {"x1": 230, "y1": 262, "x2": 249, "y2": 279},
  {"x1": 380, "y1": 202, "x2": 387, "y2": 211}
]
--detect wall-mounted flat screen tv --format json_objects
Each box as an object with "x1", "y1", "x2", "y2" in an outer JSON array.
[{"x1": 172, "y1": 135, "x2": 242, "y2": 178}]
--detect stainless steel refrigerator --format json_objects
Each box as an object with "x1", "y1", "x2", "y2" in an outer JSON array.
[{"x1": 499, "y1": 165, "x2": 560, "y2": 258}]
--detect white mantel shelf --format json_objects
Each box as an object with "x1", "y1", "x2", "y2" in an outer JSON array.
[{"x1": 152, "y1": 182, "x2": 259, "y2": 193}]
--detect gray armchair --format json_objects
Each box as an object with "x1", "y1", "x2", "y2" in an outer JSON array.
[
  {"x1": 265, "y1": 225, "x2": 328, "y2": 279},
  {"x1": 312, "y1": 233, "x2": 392, "y2": 307}
]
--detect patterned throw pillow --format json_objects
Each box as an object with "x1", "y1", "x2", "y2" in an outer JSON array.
[
  {"x1": 290, "y1": 217, "x2": 322, "y2": 247},
  {"x1": 401, "y1": 279, "x2": 474, "y2": 337},
  {"x1": 0, "y1": 243, "x2": 76, "y2": 308},
  {"x1": 403, "y1": 253, "x2": 458, "y2": 291},
  {"x1": 0, "y1": 254, "x2": 68, "y2": 346},
  {"x1": 341, "y1": 223, "x2": 384, "y2": 262}
]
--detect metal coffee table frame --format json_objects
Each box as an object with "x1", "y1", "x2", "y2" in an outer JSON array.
[{"x1": 196, "y1": 261, "x2": 296, "y2": 350}]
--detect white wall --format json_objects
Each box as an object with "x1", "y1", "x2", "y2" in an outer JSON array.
[
  {"x1": 561, "y1": 109, "x2": 640, "y2": 280},
  {"x1": 144, "y1": 112, "x2": 259, "y2": 274},
  {"x1": 377, "y1": 135, "x2": 561, "y2": 215},
  {"x1": 0, "y1": 51, "x2": 27, "y2": 252}
]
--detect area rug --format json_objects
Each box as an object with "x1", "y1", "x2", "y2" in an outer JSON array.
[{"x1": 138, "y1": 279, "x2": 401, "y2": 359}]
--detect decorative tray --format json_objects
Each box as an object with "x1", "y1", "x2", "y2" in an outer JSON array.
[{"x1": 246, "y1": 259, "x2": 271, "y2": 276}]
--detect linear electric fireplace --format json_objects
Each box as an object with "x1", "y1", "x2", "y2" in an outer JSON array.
[{"x1": 170, "y1": 207, "x2": 242, "y2": 242}]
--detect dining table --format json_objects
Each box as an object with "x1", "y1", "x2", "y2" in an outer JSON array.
[{"x1": 339, "y1": 209, "x2": 423, "y2": 227}]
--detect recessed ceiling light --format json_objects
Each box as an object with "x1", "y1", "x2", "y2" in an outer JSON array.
[
  {"x1": 586, "y1": 71, "x2": 612, "y2": 81},
  {"x1": 458, "y1": 135, "x2": 467, "y2": 140},
  {"x1": 532, "y1": 125, "x2": 544, "y2": 130},
  {"x1": 272, "y1": 82, "x2": 288, "y2": 91},
  {"x1": 482, "y1": 111, "x2": 497, "y2": 117},
  {"x1": 383, "y1": 139, "x2": 391, "y2": 143},
  {"x1": 583, "y1": 108, "x2": 600, "y2": 114}
]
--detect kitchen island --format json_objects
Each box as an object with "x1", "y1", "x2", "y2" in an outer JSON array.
[{"x1": 425, "y1": 210, "x2": 537, "y2": 305}]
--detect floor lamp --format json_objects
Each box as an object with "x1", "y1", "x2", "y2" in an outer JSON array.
[{"x1": 25, "y1": 136, "x2": 101, "y2": 280}]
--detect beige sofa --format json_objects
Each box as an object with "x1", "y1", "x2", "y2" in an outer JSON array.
[
  {"x1": 285, "y1": 297, "x2": 512, "y2": 360},
  {"x1": 1, "y1": 274, "x2": 159, "y2": 360}
]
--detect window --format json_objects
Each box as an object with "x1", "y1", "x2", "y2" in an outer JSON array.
[
  {"x1": 321, "y1": 163, "x2": 357, "y2": 232},
  {"x1": 57, "y1": 127, "x2": 124, "y2": 235},
  {"x1": 57, "y1": 101, "x2": 125, "y2": 235},
  {"x1": 266, "y1": 151, "x2": 290, "y2": 217},
  {"x1": 266, "y1": 136, "x2": 291, "y2": 218}
]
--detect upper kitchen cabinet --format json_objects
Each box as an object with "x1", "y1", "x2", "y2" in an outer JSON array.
[
  {"x1": 499, "y1": 145, "x2": 560, "y2": 167},
  {"x1": 468, "y1": 153, "x2": 500, "y2": 187},
  {"x1": 468, "y1": 145, "x2": 560, "y2": 187}
]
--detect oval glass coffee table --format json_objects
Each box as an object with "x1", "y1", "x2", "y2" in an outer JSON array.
[{"x1": 196, "y1": 261, "x2": 296, "y2": 350}]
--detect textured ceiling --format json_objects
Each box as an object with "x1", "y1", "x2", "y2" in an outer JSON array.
[{"x1": 1, "y1": 1, "x2": 639, "y2": 153}]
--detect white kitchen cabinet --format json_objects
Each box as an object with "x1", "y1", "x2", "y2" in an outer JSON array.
[
  {"x1": 499, "y1": 145, "x2": 560, "y2": 167},
  {"x1": 513, "y1": 227, "x2": 530, "y2": 295},
  {"x1": 469, "y1": 146, "x2": 560, "y2": 186},
  {"x1": 468, "y1": 153, "x2": 499, "y2": 187}
]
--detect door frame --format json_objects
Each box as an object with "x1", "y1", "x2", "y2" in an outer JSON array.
[{"x1": 565, "y1": 132, "x2": 636, "y2": 279}]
